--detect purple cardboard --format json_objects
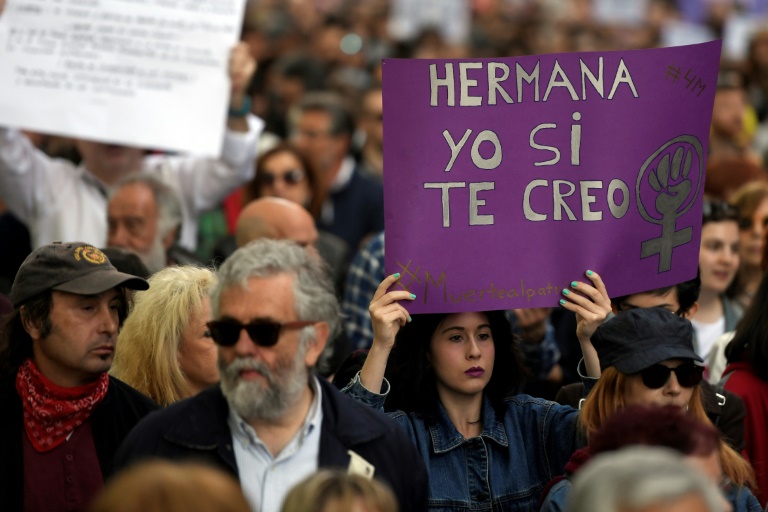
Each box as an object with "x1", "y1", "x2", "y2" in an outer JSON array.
[{"x1": 383, "y1": 41, "x2": 721, "y2": 313}]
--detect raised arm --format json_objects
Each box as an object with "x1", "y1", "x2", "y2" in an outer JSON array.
[
  {"x1": 359, "y1": 273, "x2": 416, "y2": 393},
  {"x1": 511, "y1": 308, "x2": 562, "y2": 381},
  {"x1": 153, "y1": 42, "x2": 263, "y2": 248},
  {"x1": 558, "y1": 270, "x2": 612, "y2": 378},
  {"x1": 225, "y1": 42, "x2": 257, "y2": 134},
  {"x1": 0, "y1": 128, "x2": 65, "y2": 228}
]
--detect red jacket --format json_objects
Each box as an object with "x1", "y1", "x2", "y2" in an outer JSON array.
[{"x1": 723, "y1": 361, "x2": 768, "y2": 507}]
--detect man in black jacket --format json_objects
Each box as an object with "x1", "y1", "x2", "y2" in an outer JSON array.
[
  {"x1": 114, "y1": 239, "x2": 428, "y2": 512},
  {"x1": 0, "y1": 241, "x2": 157, "y2": 511}
]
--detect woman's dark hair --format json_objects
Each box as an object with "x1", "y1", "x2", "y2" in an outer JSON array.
[
  {"x1": 384, "y1": 310, "x2": 525, "y2": 424},
  {"x1": 0, "y1": 289, "x2": 129, "y2": 377},
  {"x1": 612, "y1": 269, "x2": 701, "y2": 317},
  {"x1": 0, "y1": 291, "x2": 52, "y2": 376},
  {"x1": 702, "y1": 199, "x2": 740, "y2": 226},
  {"x1": 725, "y1": 269, "x2": 768, "y2": 381},
  {"x1": 243, "y1": 143, "x2": 325, "y2": 220}
]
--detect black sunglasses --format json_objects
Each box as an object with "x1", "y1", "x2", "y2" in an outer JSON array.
[
  {"x1": 258, "y1": 169, "x2": 305, "y2": 186},
  {"x1": 638, "y1": 363, "x2": 704, "y2": 389},
  {"x1": 206, "y1": 319, "x2": 315, "y2": 347}
]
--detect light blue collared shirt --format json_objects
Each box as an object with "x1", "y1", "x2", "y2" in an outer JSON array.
[{"x1": 228, "y1": 377, "x2": 323, "y2": 512}]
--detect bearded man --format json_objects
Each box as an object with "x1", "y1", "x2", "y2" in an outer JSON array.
[
  {"x1": 106, "y1": 172, "x2": 200, "y2": 273},
  {"x1": 113, "y1": 239, "x2": 427, "y2": 512}
]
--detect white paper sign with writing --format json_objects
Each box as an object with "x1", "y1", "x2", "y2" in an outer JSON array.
[{"x1": 0, "y1": 0, "x2": 246, "y2": 156}]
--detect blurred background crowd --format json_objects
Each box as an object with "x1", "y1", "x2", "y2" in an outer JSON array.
[
  {"x1": 4, "y1": 0, "x2": 768, "y2": 268},
  {"x1": 4, "y1": 1, "x2": 768, "y2": 512}
]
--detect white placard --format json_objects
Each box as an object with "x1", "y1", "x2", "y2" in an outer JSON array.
[
  {"x1": 0, "y1": 0, "x2": 247, "y2": 156},
  {"x1": 723, "y1": 13, "x2": 768, "y2": 62},
  {"x1": 660, "y1": 20, "x2": 717, "y2": 49},
  {"x1": 388, "y1": 0, "x2": 470, "y2": 46},
  {"x1": 591, "y1": 0, "x2": 648, "y2": 26}
]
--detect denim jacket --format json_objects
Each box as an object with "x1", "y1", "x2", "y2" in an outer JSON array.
[{"x1": 342, "y1": 373, "x2": 582, "y2": 511}]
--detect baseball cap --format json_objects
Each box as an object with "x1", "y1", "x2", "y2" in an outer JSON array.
[
  {"x1": 590, "y1": 307, "x2": 702, "y2": 374},
  {"x1": 10, "y1": 242, "x2": 149, "y2": 308}
]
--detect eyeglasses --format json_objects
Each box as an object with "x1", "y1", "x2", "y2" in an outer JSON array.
[
  {"x1": 257, "y1": 169, "x2": 306, "y2": 186},
  {"x1": 206, "y1": 319, "x2": 315, "y2": 347},
  {"x1": 638, "y1": 363, "x2": 704, "y2": 389}
]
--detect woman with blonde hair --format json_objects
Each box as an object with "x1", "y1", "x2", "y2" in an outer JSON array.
[
  {"x1": 281, "y1": 470, "x2": 399, "y2": 512},
  {"x1": 111, "y1": 266, "x2": 218, "y2": 406}
]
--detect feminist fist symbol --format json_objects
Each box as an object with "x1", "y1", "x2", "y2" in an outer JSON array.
[
  {"x1": 649, "y1": 146, "x2": 693, "y2": 217},
  {"x1": 637, "y1": 135, "x2": 703, "y2": 273}
]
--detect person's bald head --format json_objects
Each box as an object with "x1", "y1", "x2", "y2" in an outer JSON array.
[{"x1": 236, "y1": 197, "x2": 319, "y2": 250}]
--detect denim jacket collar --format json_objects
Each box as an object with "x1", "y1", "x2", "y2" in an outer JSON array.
[{"x1": 429, "y1": 394, "x2": 508, "y2": 453}]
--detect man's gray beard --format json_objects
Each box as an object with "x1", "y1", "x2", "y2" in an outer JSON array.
[
  {"x1": 219, "y1": 345, "x2": 309, "y2": 422},
  {"x1": 143, "y1": 234, "x2": 167, "y2": 275}
]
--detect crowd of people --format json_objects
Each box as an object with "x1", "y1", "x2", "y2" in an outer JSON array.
[{"x1": 3, "y1": 0, "x2": 768, "y2": 511}]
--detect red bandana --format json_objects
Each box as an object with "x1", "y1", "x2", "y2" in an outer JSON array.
[{"x1": 15, "y1": 359, "x2": 109, "y2": 453}]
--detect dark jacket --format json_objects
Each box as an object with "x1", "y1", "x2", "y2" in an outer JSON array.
[
  {"x1": 0, "y1": 373, "x2": 159, "y2": 511},
  {"x1": 319, "y1": 166, "x2": 384, "y2": 251},
  {"x1": 113, "y1": 377, "x2": 429, "y2": 512},
  {"x1": 554, "y1": 380, "x2": 746, "y2": 451}
]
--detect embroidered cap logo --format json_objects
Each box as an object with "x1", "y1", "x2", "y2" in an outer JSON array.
[{"x1": 73, "y1": 245, "x2": 107, "y2": 265}]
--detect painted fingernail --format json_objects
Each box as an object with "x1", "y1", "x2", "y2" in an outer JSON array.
[
  {"x1": 562, "y1": 289, "x2": 570, "y2": 296},
  {"x1": 586, "y1": 270, "x2": 593, "y2": 276},
  {"x1": 559, "y1": 299, "x2": 566, "y2": 306},
  {"x1": 410, "y1": 293, "x2": 416, "y2": 299},
  {"x1": 408, "y1": 316, "x2": 412, "y2": 322},
  {"x1": 393, "y1": 273, "x2": 400, "y2": 278},
  {"x1": 571, "y1": 281, "x2": 578, "y2": 288}
]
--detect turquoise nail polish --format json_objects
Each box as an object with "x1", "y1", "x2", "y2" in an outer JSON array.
[
  {"x1": 571, "y1": 281, "x2": 578, "y2": 288},
  {"x1": 394, "y1": 273, "x2": 400, "y2": 278},
  {"x1": 562, "y1": 289, "x2": 570, "y2": 296},
  {"x1": 586, "y1": 270, "x2": 593, "y2": 276},
  {"x1": 408, "y1": 316, "x2": 413, "y2": 322},
  {"x1": 559, "y1": 299, "x2": 566, "y2": 305},
  {"x1": 410, "y1": 293, "x2": 416, "y2": 299}
]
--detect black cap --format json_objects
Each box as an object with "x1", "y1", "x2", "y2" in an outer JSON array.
[
  {"x1": 10, "y1": 242, "x2": 149, "y2": 308},
  {"x1": 591, "y1": 307, "x2": 702, "y2": 374}
]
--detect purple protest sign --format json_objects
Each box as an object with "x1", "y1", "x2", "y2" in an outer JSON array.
[{"x1": 383, "y1": 41, "x2": 721, "y2": 313}]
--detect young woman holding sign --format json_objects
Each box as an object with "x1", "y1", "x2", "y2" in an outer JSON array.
[{"x1": 342, "y1": 271, "x2": 606, "y2": 511}]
